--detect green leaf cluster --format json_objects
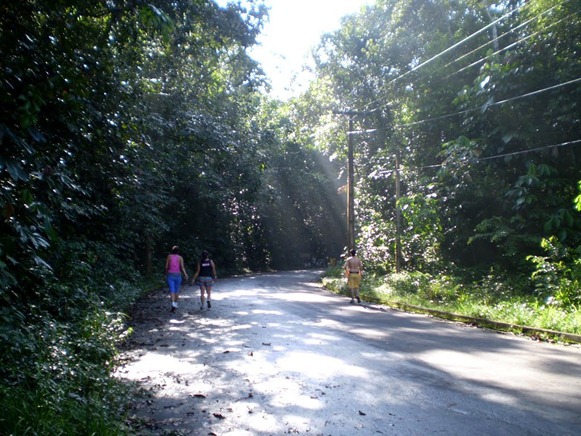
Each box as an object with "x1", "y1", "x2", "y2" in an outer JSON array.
[{"x1": 300, "y1": 0, "x2": 581, "y2": 301}]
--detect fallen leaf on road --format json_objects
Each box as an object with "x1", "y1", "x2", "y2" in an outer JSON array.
[
  {"x1": 193, "y1": 394, "x2": 206, "y2": 398},
  {"x1": 262, "y1": 342, "x2": 271, "y2": 346},
  {"x1": 213, "y1": 413, "x2": 226, "y2": 419},
  {"x1": 358, "y1": 410, "x2": 366, "y2": 416}
]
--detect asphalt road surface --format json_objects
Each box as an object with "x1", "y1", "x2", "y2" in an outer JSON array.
[{"x1": 116, "y1": 270, "x2": 581, "y2": 435}]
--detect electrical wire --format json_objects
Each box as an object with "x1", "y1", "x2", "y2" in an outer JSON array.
[
  {"x1": 416, "y1": 1, "x2": 573, "y2": 85},
  {"x1": 353, "y1": 1, "x2": 531, "y2": 112},
  {"x1": 367, "y1": 139, "x2": 581, "y2": 178},
  {"x1": 447, "y1": 12, "x2": 578, "y2": 79},
  {"x1": 354, "y1": 0, "x2": 573, "y2": 114},
  {"x1": 383, "y1": 5, "x2": 525, "y2": 86},
  {"x1": 393, "y1": 76, "x2": 581, "y2": 129},
  {"x1": 478, "y1": 139, "x2": 581, "y2": 162},
  {"x1": 417, "y1": 139, "x2": 581, "y2": 171}
]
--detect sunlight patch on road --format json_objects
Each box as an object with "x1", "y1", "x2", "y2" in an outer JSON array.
[
  {"x1": 276, "y1": 351, "x2": 367, "y2": 379},
  {"x1": 251, "y1": 309, "x2": 283, "y2": 315},
  {"x1": 416, "y1": 349, "x2": 542, "y2": 408},
  {"x1": 270, "y1": 291, "x2": 336, "y2": 303},
  {"x1": 350, "y1": 326, "x2": 391, "y2": 341},
  {"x1": 168, "y1": 319, "x2": 187, "y2": 325},
  {"x1": 118, "y1": 352, "x2": 200, "y2": 381},
  {"x1": 302, "y1": 332, "x2": 341, "y2": 345}
]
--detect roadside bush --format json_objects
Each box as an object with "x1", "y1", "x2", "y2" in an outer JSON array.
[
  {"x1": 321, "y1": 265, "x2": 581, "y2": 336},
  {"x1": 0, "y1": 277, "x2": 131, "y2": 435},
  {"x1": 384, "y1": 271, "x2": 432, "y2": 297},
  {"x1": 528, "y1": 237, "x2": 581, "y2": 308}
]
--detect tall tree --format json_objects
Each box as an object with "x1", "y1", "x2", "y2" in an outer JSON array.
[{"x1": 306, "y1": 0, "x2": 581, "y2": 274}]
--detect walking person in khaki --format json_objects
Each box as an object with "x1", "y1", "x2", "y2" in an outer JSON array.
[{"x1": 344, "y1": 249, "x2": 363, "y2": 304}]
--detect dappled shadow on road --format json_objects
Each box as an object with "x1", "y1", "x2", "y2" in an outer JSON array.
[{"x1": 116, "y1": 271, "x2": 581, "y2": 435}]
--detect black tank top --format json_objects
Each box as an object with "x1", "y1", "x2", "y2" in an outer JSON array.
[{"x1": 199, "y1": 259, "x2": 213, "y2": 277}]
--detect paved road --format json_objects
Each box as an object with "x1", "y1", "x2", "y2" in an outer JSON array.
[{"x1": 116, "y1": 270, "x2": 581, "y2": 435}]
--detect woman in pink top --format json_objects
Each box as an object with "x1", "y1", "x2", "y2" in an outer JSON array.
[{"x1": 165, "y1": 246, "x2": 188, "y2": 312}]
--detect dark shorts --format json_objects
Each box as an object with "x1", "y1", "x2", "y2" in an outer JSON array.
[{"x1": 197, "y1": 276, "x2": 214, "y2": 287}]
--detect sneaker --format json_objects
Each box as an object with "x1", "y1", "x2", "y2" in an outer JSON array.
[
  {"x1": 350, "y1": 298, "x2": 355, "y2": 304},
  {"x1": 171, "y1": 306, "x2": 176, "y2": 313},
  {"x1": 357, "y1": 297, "x2": 361, "y2": 303},
  {"x1": 200, "y1": 304, "x2": 204, "y2": 311},
  {"x1": 207, "y1": 300, "x2": 211, "y2": 309}
]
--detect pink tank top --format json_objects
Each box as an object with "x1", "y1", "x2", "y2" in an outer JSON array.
[{"x1": 167, "y1": 255, "x2": 181, "y2": 273}]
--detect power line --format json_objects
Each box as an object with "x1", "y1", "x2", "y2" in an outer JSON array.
[
  {"x1": 384, "y1": 5, "x2": 525, "y2": 87},
  {"x1": 447, "y1": 11, "x2": 578, "y2": 79},
  {"x1": 419, "y1": 139, "x2": 581, "y2": 170},
  {"x1": 333, "y1": 75, "x2": 581, "y2": 132},
  {"x1": 356, "y1": 1, "x2": 532, "y2": 112},
  {"x1": 478, "y1": 139, "x2": 581, "y2": 162},
  {"x1": 394, "y1": 76, "x2": 581, "y2": 129},
  {"x1": 421, "y1": 0, "x2": 573, "y2": 84},
  {"x1": 356, "y1": 0, "x2": 573, "y2": 114}
]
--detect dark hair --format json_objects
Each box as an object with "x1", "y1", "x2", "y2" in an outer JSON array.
[
  {"x1": 201, "y1": 250, "x2": 209, "y2": 260},
  {"x1": 171, "y1": 246, "x2": 180, "y2": 254},
  {"x1": 350, "y1": 249, "x2": 356, "y2": 256}
]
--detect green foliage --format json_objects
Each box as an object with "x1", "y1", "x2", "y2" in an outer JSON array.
[
  {"x1": 575, "y1": 181, "x2": 581, "y2": 212},
  {"x1": 322, "y1": 266, "x2": 580, "y2": 336},
  {"x1": 358, "y1": 206, "x2": 395, "y2": 274},
  {"x1": 0, "y1": 0, "x2": 272, "y2": 434},
  {"x1": 251, "y1": 99, "x2": 346, "y2": 269},
  {"x1": 397, "y1": 192, "x2": 443, "y2": 271},
  {"x1": 528, "y1": 237, "x2": 581, "y2": 308},
  {"x1": 0, "y1": 294, "x2": 130, "y2": 435},
  {"x1": 301, "y1": 0, "x2": 581, "y2": 303},
  {"x1": 1, "y1": 0, "x2": 580, "y2": 430}
]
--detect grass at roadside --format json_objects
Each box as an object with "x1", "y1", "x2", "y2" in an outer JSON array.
[{"x1": 321, "y1": 267, "x2": 581, "y2": 341}]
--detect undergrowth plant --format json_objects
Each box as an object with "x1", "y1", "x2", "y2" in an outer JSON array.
[
  {"x1": 528, "y1": 237, "x2": 581, "y2": 308},
  {"x1": 321, "y1": 264, "x2": 581, "y2": 337},
  {"x1": 0, "y1": 279, "x2": 132, "y2": 435}
]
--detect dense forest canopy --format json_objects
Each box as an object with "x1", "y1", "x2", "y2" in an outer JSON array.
[
  {"x1": 0, "y1": 0, "x2": 579, "y2": 433},
  {"x1": 307, "y1": 0, "x2": 580, "y2": 275}
]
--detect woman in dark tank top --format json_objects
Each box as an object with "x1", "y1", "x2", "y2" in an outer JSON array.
[{"x1": 193, "y1": 250, "x2": 217, "y2": 310}]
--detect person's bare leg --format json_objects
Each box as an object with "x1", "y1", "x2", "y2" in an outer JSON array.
[
  {"x1": 206, "y1": 286, "x2": 212, "y2": 308},
  {"x1": 200, "y1": 286, "x2": 206, "y2": 309}
]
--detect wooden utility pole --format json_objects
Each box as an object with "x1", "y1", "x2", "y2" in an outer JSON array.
[
  {"x1": 333, "y1": 109, "x2": 375, "y2": 251},
  {"x1": 347, "y1": 116, "x2": 355, "y2": 250},
  {"x1": 376, "y1": 112, "x2": 400, "y2": 272},
  {"x1": 394, "y1": 150, "x2": 402, "y2": 273}
]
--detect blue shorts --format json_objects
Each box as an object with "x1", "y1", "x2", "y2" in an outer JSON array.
[
  {"x1": 196, "y1": 276, "x2": 214, "y2": 287},
  {"x1": 167, "y1": 273, "x2": 182, "y2": 293}
]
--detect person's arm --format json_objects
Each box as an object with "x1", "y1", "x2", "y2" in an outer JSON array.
[
  {"x1": 179, "y1": 256, "x2": 188, "y2": 279},
  {"x1": 192, "y1": 263, "x2": 200, "y2": 282},
  {"x1": 211, "y1": 260, "x2": 217, "y2": 278},
  {"x1": 165, "y1": 255, "x2": 170, "y2": 274}
]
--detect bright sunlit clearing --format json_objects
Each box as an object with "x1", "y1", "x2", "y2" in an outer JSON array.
[{"x1": 277, "y1": 351, "x2": 368, "y2": 379}]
